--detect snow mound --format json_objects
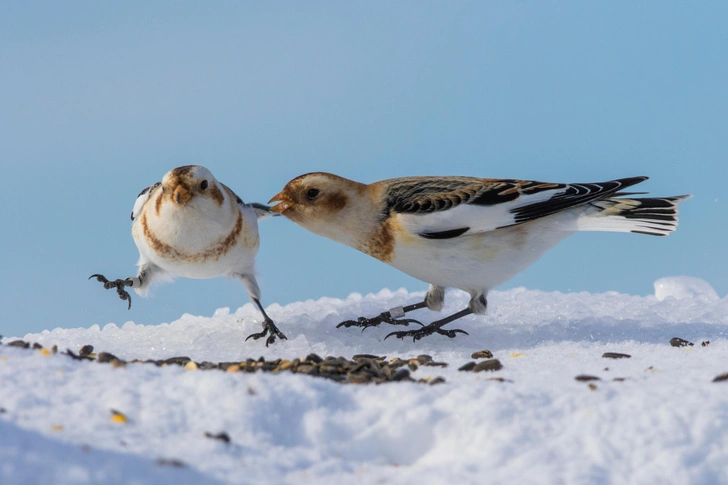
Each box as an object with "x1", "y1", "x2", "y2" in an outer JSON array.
[
  {"x1": 654, "y1": 276, "x2": 720, "y2": 302},
  {"x1": 2, "y1": 280, "x2": 727, "y2": 484}
]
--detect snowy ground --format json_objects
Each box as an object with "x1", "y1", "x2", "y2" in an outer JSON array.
[{"x1": 1, "y1": 276, "x2": 727, "y2": 485}]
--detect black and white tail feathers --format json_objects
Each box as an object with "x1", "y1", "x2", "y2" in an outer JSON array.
[{"x1": 576, "y1": 194, "x2": 691, "y2": 236}]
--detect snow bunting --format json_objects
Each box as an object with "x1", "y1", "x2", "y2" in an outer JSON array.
[
  {"x1": 269, "y1": 173, "x2": 689, "y2": 341},
  {"x1": 91, "y1": 165, "x2": 286, "y2": 346}
]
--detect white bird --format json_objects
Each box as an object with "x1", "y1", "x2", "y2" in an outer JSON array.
[
  {"x1": 91, "y1": 165, "x2": 286, "y2": 346},
  {"x1": 269, "y1": 172, "x2": 690, "y2": 342}
]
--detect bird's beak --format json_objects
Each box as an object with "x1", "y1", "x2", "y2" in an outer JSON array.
[
  {"x1": 268, "y1": 191, "x2": 293, "y2": 214},
  {"x1": 173, "y1": 185, "x2": 192, "y2": 205}
]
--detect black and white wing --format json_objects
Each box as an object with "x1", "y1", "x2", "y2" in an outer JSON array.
[
  {"x1": 246, "y1": 202, "x2": 279, "y2": 221},
  {"x1": 384, "y1": 176, "x2": 651, "y2": 239},
  {"x1": 130, "y1": 182, "x2": 161, "y2": 221}
]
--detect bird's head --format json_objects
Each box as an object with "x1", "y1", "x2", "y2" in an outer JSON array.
[
  {"x1": 268, "y1": 172, "x2": 373, "y2": 242},
  {"x1": 161, "y1": 165, "x2": 224, "y2": 208}
]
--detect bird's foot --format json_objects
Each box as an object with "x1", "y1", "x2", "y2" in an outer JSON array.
[
  {"x1": 336, "y1": 309, "x2": 423, "y2": 331},
  {"x1": 245, "y1": 319, "x2": 287, "y2": 347},
  {"x1": 384, "y1": 323, "x2": 469, "y2": 342},
  {"x1": 89, "y1": 274, "x2": 133, "y2": 309}
]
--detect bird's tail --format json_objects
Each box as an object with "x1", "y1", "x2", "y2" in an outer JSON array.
[{"x1": 574, "y1": 195, "x2": 691, "y2": 236}]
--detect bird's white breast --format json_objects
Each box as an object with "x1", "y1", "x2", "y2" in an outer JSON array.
[{"x1": 132, "y1": 191, "x2": 260, "y2": 279}]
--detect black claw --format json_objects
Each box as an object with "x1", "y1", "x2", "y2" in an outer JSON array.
[
  {"x1": 384, "y1": 326, "x2": 469, "y2": 342},
  {"x1": 90, "y1": 274, "x2": 133, "y2": 309},
  {"x1": 337, "y1": 312, "x2": 424, "y2": 331},
  {"x1": 246, "y1": 320, "x2": 287, "y2": 347}
]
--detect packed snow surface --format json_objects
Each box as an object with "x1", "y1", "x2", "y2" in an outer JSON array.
[{"x1": 2, "y1": 276, "x2": 727, "y2": 485}]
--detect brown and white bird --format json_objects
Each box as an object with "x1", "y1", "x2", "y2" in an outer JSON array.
[
  {"x1": 269, "y1": 172, "x2": 689, "y2": 342},
  {"x1": 91, "y1": 165, "x2": 286, "y2": 346}
]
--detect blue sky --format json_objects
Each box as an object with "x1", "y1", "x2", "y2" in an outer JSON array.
[{"x1": 1, "y1": 2, "x2": 726, "y2": 338}]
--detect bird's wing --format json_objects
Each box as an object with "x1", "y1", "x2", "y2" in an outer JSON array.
[
  {"x1": 130, "y1": 182, "x2": 161, "y2": 221},
  {"x1": 386, "y1": 176, "x2": 648, "y2": 239},
  {"x1": 245, "y1": 202, "x2": 280, "y2": 221}
]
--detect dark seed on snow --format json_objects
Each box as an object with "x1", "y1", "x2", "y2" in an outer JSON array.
[
  {"x1": 423, "y1": 361, "x2": 448, "y2": 367},
  {"x1": 602, "y1": 352, "x2": 631, "y2": 359},
  {"x1": 575, "y1": 375, "x2": 601, "y2": 382},
  {"x1": 713, "y1": 373, "x2": 728, "y2": 383},
  {"x1": 416, "y1": 354, "x2": 432, "y2": 364},
  {"x1": 204, "y1": 431, "x2": 231, "y2": 444},
  {"x1": 156, "y1": 458, "x2": 185, "y2": 468},
  {"x1": 702, "y1": 341, "x2": 710, "y2": 347},
  {"x1": 473, "y1": 359, "x2": 503, "y2": 372},
  {"x1": 588, "y1": 383, "x2": 598, "y2": 391},
  {"x1": 429, "y1": 377, "x2": 446, "y2": 386},
  {"x1": 471, "y1": 350, "x2": 493, "y2": 359},
  {"x1": 352, "y1": 354, "x2": 385, "y2": 361},
  {"x1": 79, "y1": 345, "x2": 94, "y2": 356},
  {"x1": 613, "y1": 378, "x2": 628, "y2": 382},
  {"x1": 7, "y1": 340, "x2": 29, "y2": 348},
  {"x1": 458, "y1": 362, "x2": 477, "y2": 372},
  {"x1": 392, "y1": 369, "x2": 411, "y2": 381},
  {"x1": 670, "y1": 337, "x2": 694, "y2": 348},
  {"x1": 163, "y1": 357, "x2": 191, "y2": 366},
  {"x1": 305, "y1": 353, "x2": 323, "y2": 364},
  {"x1": 97, "y1": 352, "x2": 121, "y2": 363},
  {"x1": 32, "y1": 343, "x2": 42, "y2": 349}
]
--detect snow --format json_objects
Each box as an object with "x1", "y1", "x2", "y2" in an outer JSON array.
[
  {"x1": 2, "y1": 276, "x2": 727, "y2": 484},
  {"x1": 654, "y1": 276, "x2": 721, "y2": 302}
]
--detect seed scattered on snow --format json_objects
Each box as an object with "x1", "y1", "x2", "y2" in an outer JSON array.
[
  {"x1": 50, "y1": 425, "x2": 64, "y2": 431},
  {"x1": 713, "y1": 373, "x2": 728, "y2": 383},
  {"x1": 670, "y1": 337, "x2": 694, "y2": 348},
  {"x1": 184, "y1": 361, "x2": 198, "y2": 371},
  {"x1": 40, "y1": 348, "x2": 52, "y2": 356},
  {"x1": 458, "y1": 362, "x2": 476, "y2": 372},
  {"x1": 588, "y1": 383, "x2": 598, "y2": 391},
  {"x1": 471, "y1": 350, "x2": 493, "y2": 359},
  {"x1": 473, "y1": 359, "x2": 503, "y2": 372},
  {"x1": 602, "y1": 352, "x2": 631, "y2": 359},
  {"x1": 204, "y1": 431, "x2": 231, "y2": 444},
  {"x1": 509, "y1": 352, "x2": 524, "y2": 358},
  {"x1": 156, "y1": 458, "x2": 185, "y2": 468},
  {"x1": 575, "y1": 375, "x2": 600, "y2": 382},
  {"x1": 110, "y1": 409, "x2": 128, "y2": 424},
  {"x1": 702, "y1": 341, "x2": 710, "y2": 347},
  {"x1": 79, "y1": 345, "x2": 94, "y2": 357},
  {"x1": 7, "y1": 340, "x2": 29, "y2": 348}
]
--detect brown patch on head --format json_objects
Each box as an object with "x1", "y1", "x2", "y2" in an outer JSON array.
[
  {"x1": 357, "y1": 217, "x2": 395, "y2": 263},
  {"x1": 320, "y1": 191, "x2": 348, "y2": 212},
  {"x1": 209, "y1": 182, "x2": 225, "y2": 207},
  {"x1": 141, "y1": 210, "x2": 245, "y2": 262}
]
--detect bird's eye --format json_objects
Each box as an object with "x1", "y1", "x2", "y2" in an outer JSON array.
[
  {"x1": 307, "y1": 188, "x2": 320, "y2": 199},
  {"x1": 200, "y1": 180, "x2": 208, "y2": 190}
]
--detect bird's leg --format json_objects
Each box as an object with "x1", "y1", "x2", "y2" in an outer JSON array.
[
  {"x1": 245, "y1": 298, "x2": 287, "y2": 347},
  {"x1": 384, "y1": 307, "x2": 472, "y2": 342},
  {"x1": 88, "y1": 274, "x2": 135, "y2": 309},
  {"x1": 337, "y1": 301, "x2": 428, "y2": 331}
]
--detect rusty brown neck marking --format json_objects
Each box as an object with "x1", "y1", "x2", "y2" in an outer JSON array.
[{"x1": 141, "y1": 210, "x2": 244, "y2": 262}]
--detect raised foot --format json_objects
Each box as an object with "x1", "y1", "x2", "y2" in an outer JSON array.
[
  {"x1": 336, "y1": 312, "x2": 423, "y2": 331},
  {"x1": 89, "y1": 274, "x2": 133, "y2": 309},
  {"x1": 384, "y1": 325, "x2": 469, "y2": 342},
  {"x1": 245, "y1": 319, "x2": 287, "y2": 347}
]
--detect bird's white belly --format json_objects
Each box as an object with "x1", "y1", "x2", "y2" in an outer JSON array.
[
  {"x1": 132, "y1": 211, "x2": 259, "y2": 279},
  {"x1": 390, "y1": 218, "x2": 573, "y2": 292}
]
